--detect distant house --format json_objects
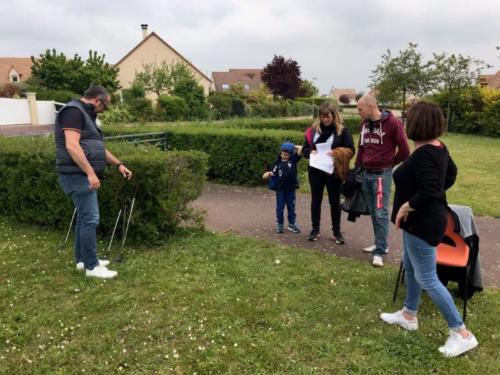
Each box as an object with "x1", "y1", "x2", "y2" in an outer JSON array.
[
  {"x1": 329, "y1": 88, "x2": 357, "y2": 104},
  {"x1": 479, "y1": 70, "x2": 500, "y2": 89},
  {"x1": 115, "y1": 25, "x2": 211, "y2": 96},
  {"x1": 211, "y1": 69, "x2": 263, "y2": 92},
  {"x1": 0, "y1": 58, "x2": 32, "y2": 86}
]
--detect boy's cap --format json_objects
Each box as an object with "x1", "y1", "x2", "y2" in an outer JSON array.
[{"x1": 280, "y1": 142, "x2": 295, "y2": 153}]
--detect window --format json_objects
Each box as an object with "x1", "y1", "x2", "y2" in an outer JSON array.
[
  {"x1": 222, "y1": 83, "x2": 230, "y2": 90},
  {"x1": 244, "y1": 84, "x2": 250, "y2": 90},
  {"x1": 10, "y1": 75, "x2": 19, "y2": 82}
]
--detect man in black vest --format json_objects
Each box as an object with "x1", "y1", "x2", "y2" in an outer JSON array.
[{"x1": 55, "y1": 85, "x2": 132, "y2": 279}]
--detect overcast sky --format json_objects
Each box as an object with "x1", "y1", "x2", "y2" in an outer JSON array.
[{"x1": 2, "y1": 0, "x2": 499, "y2": 94}]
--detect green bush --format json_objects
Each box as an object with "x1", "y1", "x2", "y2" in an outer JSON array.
[
  {"x1": 231, "y1": 97, "x2": 247, "y2": 117},
  {"x1": 99, "y1": 104, "x2": 136, "y2": 124},
  {"x1": 157, "y1": 95, "x2": 189, "y2": 121},
  {"x1": 126, "y1": 97, "x2": 155, "y2": 123},
  {"x1": 0, "y1": 137, "x2": 208, "y2": 244},
  {"x1": 33, "y1": 89, "x2": 80, "y2": 103},
  {"x1": 208, "y1": 93, "x2": 233, "y2": 119},
  {"x1": 427, "y1": 87, "x2": 500, "y2": 137},
  {"x1": 104, "y1": 125, "x2": 304, "y2": 185}
]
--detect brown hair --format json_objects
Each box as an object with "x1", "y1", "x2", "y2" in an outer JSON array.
[
  {"x1": 406, "y1": 101, "x2": 447, "y2": 141},
  {"x1": 311, "y1": 101, "x2": 344, "y2": 135}
]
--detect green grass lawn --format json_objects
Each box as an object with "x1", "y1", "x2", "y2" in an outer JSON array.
[
  {"x1": 1, "y1": 218, "x2": 499, "y2": 373},
  {"x1": 299, "y1": 133, "x2": 500, "y2": 218}
]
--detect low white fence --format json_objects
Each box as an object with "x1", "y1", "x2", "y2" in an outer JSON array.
[{"x1": 0, "y1": 97, "x2": 56, "y2": 126}]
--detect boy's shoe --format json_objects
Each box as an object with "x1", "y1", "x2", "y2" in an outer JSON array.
[
  {"x1": 307, "y1": 229, "x2": 320, "y2": 241},
  {"x1": 380, "y1": 310, "x2": 418, "y2": 331},
  {"x1": 85, "y1": 265, "x2": 117, "y2": 279},
  {"x1": 333, "y1": 232, "x2": 345, "y2": 245},
  {"x1": 288, "y1": 223, "x2": 301, "y2": 233},
  {"x1": 439, "y1": 330, "x2": 478, "y2": 357},
  {"x1": 362, "y1": 244, "x2": 389, "y2": 254},
  {"x1": 276, "y1": 224, "x2": 284, "y2": 233},
  {"x1": 76, "y1": 259, "x2": 110, "y2": 271},
  {"x1": 372, "y1": 255, "x2": 384, "y2": 267}
]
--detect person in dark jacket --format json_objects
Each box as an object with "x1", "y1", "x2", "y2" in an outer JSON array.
[
  {"x1": 55, "y1": 85, "x2": 132, "y2": 279},
  {"x1": 302, "y1": 102, "x2": 355, "y2": 244},
  {"x1": 356, "y1": 95, "x2": 410, "y2": 267},
  {"x1": 263, "y1": 142, "x2": 302, "y2": 233},
  {"x1": 380, "y1": 101, "x2": 478, "y2": 358}
]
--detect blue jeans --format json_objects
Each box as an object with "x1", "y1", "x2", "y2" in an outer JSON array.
[
  {"x1": 276, "y1": 190, "x2": 296, "y2": 225},
  {"x1": 361, "y1": 170, "x2": 392, "y2": 256},
  {"x1": 402, "y1": 231, "x2": 465, "y2": 330},
  {"x1": 59, "y1": 174, "x2": 100, "y2": 270}
]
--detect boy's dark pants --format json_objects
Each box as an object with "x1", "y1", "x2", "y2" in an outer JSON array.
[{"x1": 276, "y1": 190, "x2": 296, "y2": 225}]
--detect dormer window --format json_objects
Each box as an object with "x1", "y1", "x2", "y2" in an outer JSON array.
[{"x1": 10, "y1": 74, "x2": 19, "y2": 82}]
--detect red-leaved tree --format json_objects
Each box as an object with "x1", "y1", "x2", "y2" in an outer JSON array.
[{"x1": 261, "y1": 55, "x2": 302, "y2": 100}]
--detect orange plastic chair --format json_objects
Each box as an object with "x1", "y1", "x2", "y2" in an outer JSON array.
[{"x1": 393, "y1": 211, "x2": 471, "y2": 320}]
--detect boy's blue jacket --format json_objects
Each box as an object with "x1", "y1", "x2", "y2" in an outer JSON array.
[{"x1": 269, "y1": 153, "x2": 301, "y2": 192}]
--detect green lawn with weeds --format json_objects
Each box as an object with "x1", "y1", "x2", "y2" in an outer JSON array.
[
  {"x1": 1, "y1": 218, "x2": 499, "y2": 374},
  {"x1": 298, "y1": 133, "x2": 500, "y2": 218}
]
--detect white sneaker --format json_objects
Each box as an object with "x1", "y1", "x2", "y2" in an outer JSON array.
[
  {"x1": 439, "y1": 330, "x2": 478, "y2": 357},
  {"x1": 372, "y1": 255, "x2": 384, "y2": 267},
  {"x1": 76, "y1": 259, "x2": 110, "y2": 271},
  {"x1": 363, "y1": 244, "x2": 389, "y2": 254},
  {"x1": 380, "y1": 310, "x2": 418, "y2": 331},
  {"x1": 85, "y1": 265, "x2": 117, "y2": 279}
]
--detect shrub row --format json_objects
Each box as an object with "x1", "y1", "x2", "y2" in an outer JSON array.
[
  {"x1": 104, "y1": 125, "x2": 305, "y2": 186},
  {"x1": 0, "y1": 137, "x2": 208, "y2": 244}
]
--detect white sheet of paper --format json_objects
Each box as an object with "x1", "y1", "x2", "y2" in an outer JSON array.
[{"x1": 309, "y1": 142, "x2": 334, "y2": 174}]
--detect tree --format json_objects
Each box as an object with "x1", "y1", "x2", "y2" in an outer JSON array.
[
  {"x1": 134, "y1": 61, "x2": 194, "y2": 99},
  {"x1": 338, "y1": 94, "x2": 350, "y2": 104},
  {"x1": 172, "y1": 77, "x2": 207, "y2": 119},
  {"x1": 30, "y1": 49, "x2": 119, "y2": 94},
  {"x1": 370, "y1": 43, "x2": 434, "y2": 113},
  {"x1": 431, "y1": 52, "x2": 489, "y2": 127},
  {"x1": 298, "y1": 79, "x2": 319, "y2": 97},
  {"x1": 261, "y1": 55, "x2": 302, "y2": 100},
  {"x1": 355, "y1": 92, "x2": 364, "y2": 102}
]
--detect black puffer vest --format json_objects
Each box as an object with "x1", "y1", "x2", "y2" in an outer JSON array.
[{"x1": 54, "y1": 100, "x2": 106, "y2": 175}]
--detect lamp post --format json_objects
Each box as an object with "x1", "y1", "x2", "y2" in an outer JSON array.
[{"x1": 311, "y1": 77, "x2": 318, "y2": 119}]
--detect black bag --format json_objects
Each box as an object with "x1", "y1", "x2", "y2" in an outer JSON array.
[{"x1": 341, "y1": 187, "x2": 369, "y2": 215}]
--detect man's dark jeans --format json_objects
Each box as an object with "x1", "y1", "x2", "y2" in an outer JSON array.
[{"x1": 59, "y1": 174, "x2": 99, "y2": 270}]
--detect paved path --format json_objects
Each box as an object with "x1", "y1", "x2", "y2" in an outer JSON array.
[{"x1": 193, "y1": 183, "x2": 500, "y2": 288}]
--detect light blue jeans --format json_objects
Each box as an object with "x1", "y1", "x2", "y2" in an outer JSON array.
[
  {"x1": 402, "y1": 230, "x2": 465, "y2": 331},
  {"x1": 361, "y1": 170, "x2": 392, "y2": 256},
  {"x1": 59, "y1": 174, "x2": 100, "y2": 270}
]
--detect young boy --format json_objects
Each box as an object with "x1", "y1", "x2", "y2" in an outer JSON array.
[{"x1": 262, "y1": 142, "x2": 302, "y2": 233}]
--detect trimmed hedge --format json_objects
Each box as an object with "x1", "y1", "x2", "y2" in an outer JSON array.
[
  {"x1": 105, "y1": 125, "x2": 304, "y2": 185},
  {"x1": 0, "y1": 137, "x2": 208, "y2": 244}
]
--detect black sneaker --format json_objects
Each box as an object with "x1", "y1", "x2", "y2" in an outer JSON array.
[
  {"x1": 307, "y1": 229, "x2": 320, "y2": 241},
  {"x1": 333, "y1": 232, "x2": 345, "y2": 245}
]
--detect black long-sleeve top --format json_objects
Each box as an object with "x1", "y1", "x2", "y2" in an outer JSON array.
[
  {"x1": 391, "y1": 143, "x2": 457, "y2": 246},
  {"x1": 302, "y1": 123, "x2": 355, "y2": 160}
]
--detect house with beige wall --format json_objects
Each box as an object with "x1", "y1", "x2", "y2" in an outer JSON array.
[{"x1": 115, "y1": 25, "x2": 211, "y2": 96}]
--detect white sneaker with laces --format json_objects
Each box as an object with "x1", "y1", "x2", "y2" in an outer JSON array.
[
  {"x1": 362, "y1": 244, "x2": 389, "y2": 254},
  {"x1": 372, "y1": 255, "x2": 384, "y2": 267},
  {"x1": 380, "y1": 310, "x2": 418, "y2": 331},
  {"x1": 85, "y1": 265, "x2": 117, "y2": 279},
  {"x1": 76, "y1": 259, "x2": 110, "y2": 271},
  {"x1": 438, "y1": 330, "x2": 478, "y2": 357}
]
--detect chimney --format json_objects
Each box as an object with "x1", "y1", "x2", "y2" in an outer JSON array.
[{"x1": 141, "y1": 24, "x2": 148, "y2": 40}]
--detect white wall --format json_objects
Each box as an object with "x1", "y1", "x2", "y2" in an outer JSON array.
[{"x1": 0, "y1": 98, "x2": 56, "y2": 126}]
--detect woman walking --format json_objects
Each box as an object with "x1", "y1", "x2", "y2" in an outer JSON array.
[{"x1": 380, "y1": 101, "x2": 478, "y2": 357}]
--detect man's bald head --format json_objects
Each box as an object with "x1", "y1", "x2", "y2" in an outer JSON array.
[
  {"x1": 358, "y1": 95, "x2": 378, "y2": 107},
  {"x1": 357, "y1": 95, "x2": 380, "y2": 120}
]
